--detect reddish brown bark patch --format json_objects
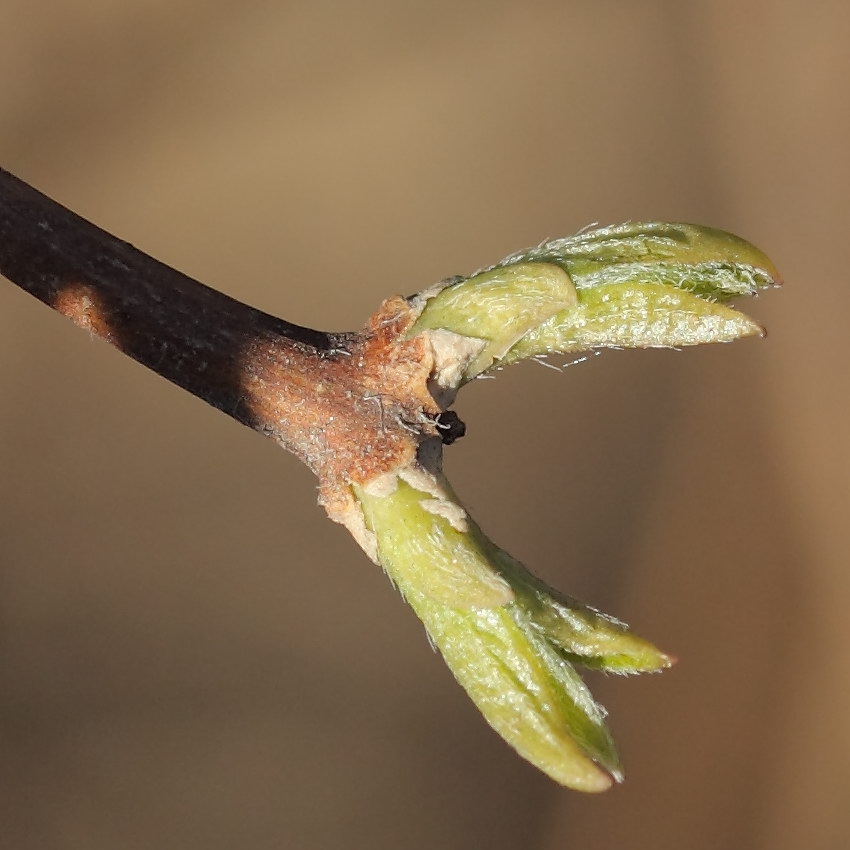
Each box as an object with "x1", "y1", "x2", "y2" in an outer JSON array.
[
  {"x1": 52, "y1": 283, "x2": 115, "y2": 342},
  {"x1": 239, "y1": 295, "x2": 441, "y2": 518}
]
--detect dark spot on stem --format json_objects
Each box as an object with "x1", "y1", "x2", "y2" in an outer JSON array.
[{"x1": 435, "y1": 410, "x2": 466, "y2": 445}]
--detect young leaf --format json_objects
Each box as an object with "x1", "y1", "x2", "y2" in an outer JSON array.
[
  {"x1": 354, "y1": 462, "x2": 671, "y2": 789},
  {"x1": 411, "y1": 223, "x2": 779, "y2": 380}
]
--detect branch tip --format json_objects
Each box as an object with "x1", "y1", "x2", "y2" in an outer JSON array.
[{"x1": 1, "y1": 171, "x2": 778, "y2": 792}]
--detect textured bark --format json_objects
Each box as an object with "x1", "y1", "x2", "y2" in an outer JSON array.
[{"x1": 0, "y1": 168, "x2": 439, "y2": 508}]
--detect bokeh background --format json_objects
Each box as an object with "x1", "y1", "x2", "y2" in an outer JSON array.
[{"x1": 1, "y1": 2, "x2": 847, "y2": 848}]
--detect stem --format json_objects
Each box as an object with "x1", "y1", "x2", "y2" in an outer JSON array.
[
  {"x1": 0, "y1": 167, "x2": 335, "y2": 421},
  {"x1": 0, "y1": 168, "x2": 437, "y2": 495}
]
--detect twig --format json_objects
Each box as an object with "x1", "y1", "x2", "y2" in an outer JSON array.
[{"x1": 0, "y1": 167, "x2": 438, "y2": 502}]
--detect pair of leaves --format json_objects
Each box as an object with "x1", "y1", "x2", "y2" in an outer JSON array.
[
  {"x1": 356, "y1": 475, "x2": 671, "y2": 790},
  {"x1": 412, "y1": 222, "x2": 779, "y2": 381}
]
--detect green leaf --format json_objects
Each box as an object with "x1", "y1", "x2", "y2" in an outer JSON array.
[
  {"x1": 409, "y1": 262, "x2": 576, "y2": 380},
  {"x1": 501, "y1": 281, "x2": 764, "y2": 365},
  {"x1": 406, "y1": 585, "x2": 621, "y2": 791},
  {"x1": 495, "y1": 551, "x2": 673, "y2": 675},
  {"x1": 489, "y1": 222, "x2": 781, "y2": 301},
  {"x1": 354, "y1": 474, "x2": 513, "y2": 610}
]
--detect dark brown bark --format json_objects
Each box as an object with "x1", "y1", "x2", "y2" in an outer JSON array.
[
  {"x1": 0, "y1": 168, "x2": 440, "y2": 511},
  {"x1": 0, "y1": 167, "x2": 338, "y2": 418}
]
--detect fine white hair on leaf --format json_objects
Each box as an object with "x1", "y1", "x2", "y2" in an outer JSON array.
[{"x1": 532, "y1": 356, "x2": 562, "y2": 371}]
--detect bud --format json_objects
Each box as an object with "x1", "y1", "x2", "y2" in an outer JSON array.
[
  {"x1": 353, "y1": 462, "x2": 672, "y2": 790},
  {"x1": 411, "y1": 223, "x2": 779, "y2": 375}
]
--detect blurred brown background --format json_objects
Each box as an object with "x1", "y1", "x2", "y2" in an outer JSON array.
[{"x1": 1, "y1": 1, "x2": 847, "y2": 848}]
